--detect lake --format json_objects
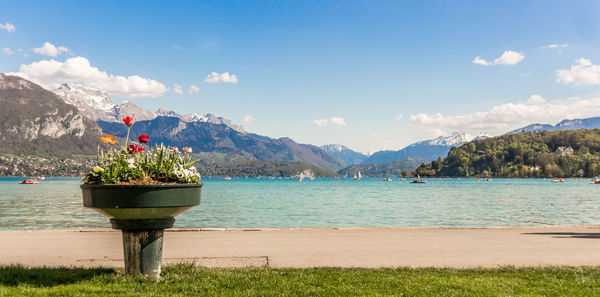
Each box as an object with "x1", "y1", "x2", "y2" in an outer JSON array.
[{"x1": 0, "y1": 177, "x2": 599, "y2": 230}]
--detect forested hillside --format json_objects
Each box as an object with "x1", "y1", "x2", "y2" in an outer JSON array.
[{"x1": 431, "y1": 129, "x2": 600, "y2": 178}]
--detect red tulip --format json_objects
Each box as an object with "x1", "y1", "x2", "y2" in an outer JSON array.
[
  {"x1": 138, "y1": 134, "x2": 149, "y2": 144},
  {"x1": 137, "y1": 146, "x2": 145, "y2": 153},
  {"x1": 123, "y1": 116, "x2": 134, "y2": 127},
  {"x1": 128, "y1": 144, "x2": 139, "y2": 154},
  {"x1": 183, "y1": 147, "x2": 192, "y2": 154}
]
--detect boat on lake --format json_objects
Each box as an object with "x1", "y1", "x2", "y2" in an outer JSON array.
[
  {"x1": 381, "y1": 178, "x2": 392, "y2": 182},
  {"x1": 19, "y1": 178, "x2": 39, "y2": 184},
  {"x1": 412, "y1": 175, "x2": 427, "y2": 184},
  {"x1": 354, "y1": 171, "x2": 362, "y2": 180}
]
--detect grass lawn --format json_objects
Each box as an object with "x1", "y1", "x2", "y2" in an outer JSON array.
[{"x1": 1, "y1": 264, "x2": 600, "y2": 296}]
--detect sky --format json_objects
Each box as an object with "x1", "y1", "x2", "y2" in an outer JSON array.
[{"x1": 1, "y1": 0, "x2": 600, "y2": 154}]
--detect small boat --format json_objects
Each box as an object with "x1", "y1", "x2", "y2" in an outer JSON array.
[
  {"x1": 297, "y1": 176, "x2": 303, "y2": 182},
  {"x1": 37, "y1": 176, "x2": 45, "y2": 181},
  {"x1": 552, "y1": 178, "x2": 565, "y2": 183},
  {"x1": 412, "y1": 175, "x2": 427, "y2": 184},
  {"x1": 224, "y1": 176, "x2": 232, "y2": 180},
  {"x1": 19, "y1": 178, "x2": 39, "y2": 184},
  {"x1": 381, "y1": 178, "x2": 392, "y2": 182},
  {"x1": 399, "y1": 178, "x2": 406, "y2": 181},
  {"x1": 354, "y1": 171, "x2": 362, "y2": 180}
]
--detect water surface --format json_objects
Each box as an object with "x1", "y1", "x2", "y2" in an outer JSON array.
[{"x1": 0, "y1": 177, "x2": 598, "y2": 230}]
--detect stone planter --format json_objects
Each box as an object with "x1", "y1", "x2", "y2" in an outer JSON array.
[{"x1": 81, "y1": 183, "x2": 202, "y2": 279}]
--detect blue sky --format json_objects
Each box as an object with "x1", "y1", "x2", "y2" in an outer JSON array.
[{"x1": 1, "y1": 0, "x2": 600, "y2": 153}]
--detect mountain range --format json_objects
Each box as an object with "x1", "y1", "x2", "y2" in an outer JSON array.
[
  {"x1": 508, "y1": 117, "x2": 600, "y2": 134},
  {"x1": 360, "y1": 132, "x2": 489, "y2": 164},
  {"x1": 48, "y1": 79, "x2": 345, "y2": 171}
]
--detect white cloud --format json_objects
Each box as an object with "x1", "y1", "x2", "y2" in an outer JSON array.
[
  {"x1": 556, "y1": 58, "x2": 600, "y2": 86},
  {"x1": 410, "y1": 94, "x2": 600, "y2": 134},
  {"x1": 312, "y1": 117, "x2": 347, "y2": 127},
  {"x1": 243, "y1": 115, "x2": 256, "y2": 123},
  {"x1": 0, "y1": 22, "x2": 15, "y2": 33},
  {"x1": 2, "y1": 48, "x2": 13, "y2": 55},
  {"x1": 188, "y1": 84, "x2": 200, "y2": 94},
  {"x1": 543, "y1": 43, "x2": 569, "y2": 49},
  {"x1": 526, "y1": 94, "x2": 546, "y2": 105},
  {"x1": 472, "y1": 50, "x2": 524, "y2": 66},
  {"x1": 173, "y1": 84, "x2": 183, "y2": 94},
  {"x1": 10, "y1": 56, "x2": 167, "y2": 98},
  {"x1": 33, "y1": 42, "x2": 71, "y2": 57},
  {"x1": 204, "y1": 72, "x2": 238, "y2": 84}
]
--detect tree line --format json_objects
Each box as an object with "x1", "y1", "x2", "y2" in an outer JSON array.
[{"x1": 413, "y1": 129, "x2": 600, "y2": 178}]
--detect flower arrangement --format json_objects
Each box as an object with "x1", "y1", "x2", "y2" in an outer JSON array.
[{"x1": 83, "y1": 116, "x2": 200, "y2": 185}]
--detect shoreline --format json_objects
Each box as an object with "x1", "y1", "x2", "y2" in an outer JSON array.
[
  {"x1": 2, "y1": 225, "x2": 599, "y2": 268},
  {"x1": 2, "y1": 224, "x2": 600, "y2": 232}
]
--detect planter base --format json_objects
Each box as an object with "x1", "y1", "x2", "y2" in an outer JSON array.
[
  {"x1": 111, "y1": 218, "x2": 176, "y2": 280},
  {"x1": 121, "y1": 229, "x2": 165, "y2": 280}
]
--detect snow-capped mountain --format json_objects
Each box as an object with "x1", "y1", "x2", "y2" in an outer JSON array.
[
  {"x1": 362, "y1": 132, "x2": 489, "y2": 164},
  {"x1": 320, "y1": 144, "x2": 367, "y2": 166},
  {"x1": 155, "y1": 108, "x2": 245, "y2": 133},
  {"x1": 54, "y1": 83, "x2": 245, "y2": 133},
  {"x1": 54, "y1": 83, "x2": 155, "y2": 122},
  {"x1": 426, "y1": 132, "x2": 489, "y2": 146}
]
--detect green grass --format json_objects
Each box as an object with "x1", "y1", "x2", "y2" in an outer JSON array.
[{"x1": 1, "y1": 264, "x2": 600, "y2": 296}]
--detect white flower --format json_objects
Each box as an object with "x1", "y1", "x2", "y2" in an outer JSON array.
[{"x1": 126, "y1": 158, "x2": 135, "y2": 169}]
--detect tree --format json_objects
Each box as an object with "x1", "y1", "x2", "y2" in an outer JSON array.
[{"x1": 401, "y1": 168, "x2": 410, "y2": 177}]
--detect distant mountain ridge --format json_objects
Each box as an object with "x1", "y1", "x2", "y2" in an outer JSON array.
[
  {"x1": 362, "y1": 132, "x2": 489, "y2": 164},
  {"x1": 508, "y1": 117, "x2": 600, "y2": 134},
  {"x1": 320, "y1": 144, "x2": 367, "y2": 165},
  {"x1": 54, "y1": 83, "x2": 245, "y2": 133}
]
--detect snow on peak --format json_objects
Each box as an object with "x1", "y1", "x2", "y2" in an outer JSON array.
[
  {"x1": 321, "y1": 144, "x2": 347, "y2": 153},
  {"x1": 425, "y1": 132, "x2": 489, "y2": 146},
  {"x1": 55, "y1": 83, "x2": 114, "y2": 110}
]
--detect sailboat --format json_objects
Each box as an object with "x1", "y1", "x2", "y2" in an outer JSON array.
[
  {"x1": 354, "y1": 171, "x2": 361, "y2": 180},
  {"x1": 412, "y1": 175, "x2": 427, "y2": 184}
]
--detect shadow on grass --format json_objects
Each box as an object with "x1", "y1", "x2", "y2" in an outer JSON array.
[
  {"x1": 0, "y1": 265, "x2": 117, "y2": 287},
  {"x1": 523, "y1": 232, "x2": 600, "y2": 239}
]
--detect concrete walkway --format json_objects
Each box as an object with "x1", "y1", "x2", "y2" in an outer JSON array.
[{"x1": 1, "y1": 226, "x2": 600, "y2": 268}]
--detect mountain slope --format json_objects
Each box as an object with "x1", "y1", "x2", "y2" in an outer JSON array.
[
  {"x1": 508, "y1": 117, "x2": 600, "y2": 134},
  {"x1": 98, "y1": 117, "x2": 346, "y2": 171},
  {"x1": 363, "y1": 132, "x2": 489, "y2": 164},
  {"x1": 321, "y1": 144, "x2": 367, "y2": 166},
  {"x1": 0, "y1": 74, "x2": 101, "y2": 156}
]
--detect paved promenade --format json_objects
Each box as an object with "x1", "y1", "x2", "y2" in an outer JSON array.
[{"x1": 1, "y1": 226, "x2": 599, "y2": 268}]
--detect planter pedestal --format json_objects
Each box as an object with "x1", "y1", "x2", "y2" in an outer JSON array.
[
  {"x1": 81, "y1": 184, "x2": 202, "y2": 280},
  {"x1": 111, "y1": 218, "x2": 175, "y2": 280}
]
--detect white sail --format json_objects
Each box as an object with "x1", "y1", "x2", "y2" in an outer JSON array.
[{"x1": 358, "y1": 171, "x2": 362, "y2": 178}]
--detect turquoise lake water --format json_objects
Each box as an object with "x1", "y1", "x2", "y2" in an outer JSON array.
[{"x1": 0, "y1": 177, "x2": 599, "y2": 230}]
